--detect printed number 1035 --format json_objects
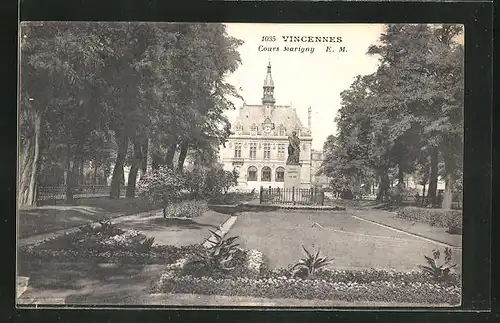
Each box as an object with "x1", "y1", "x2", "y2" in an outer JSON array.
[{"x1": 262, "y1": 36, "x2": 276, "y2": 42}]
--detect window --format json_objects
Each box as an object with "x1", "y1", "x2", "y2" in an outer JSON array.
[
  {"x1": 279, "y1": 126, "x2": 286, "y2": 136},
  {"x1": 263, "y1": 143, "x2": 271, "y2": 159},
  {"x1": 275, "y1": 167, "x2": 285, "y2": 182},
  {"x1": 247, "y1": 166, "x2": 257, "y2": 181},
  {"x1": 249, "y1": 143, "x2": 257, "y2": 159},
  {"x1": 277, "y1": 144, "x2": 286, "y2": 160},
  {"x1": 261, "y1": 166, "x2": 271, "y2": 182},
  {"x1": 234, "y1": 143, "x2": 242, "y2": 158},
  {"x1": 235, "y1": 125, "x2": 243, "y2": 135},
  {"x1": 251, "y1": 124, "x2": 258, "y2": 136}
]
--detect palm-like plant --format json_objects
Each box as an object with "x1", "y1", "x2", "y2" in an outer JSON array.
[
  {"x1": 419, "y1": 247, "x2": 457, "y2": 282},
  {"x1": 292, "y1": 245, "x2": 332, "y2": 278},
  {"x1": 194, "y1": 230, "x2": 240, "y2": 272}
]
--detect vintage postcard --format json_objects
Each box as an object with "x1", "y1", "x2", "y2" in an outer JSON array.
[{"x1": 17, "y1": 22, "x2": 463, "y2": 307}]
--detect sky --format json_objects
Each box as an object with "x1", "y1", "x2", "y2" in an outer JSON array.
[{"x1": 223, "y1": 23, "x2": 385, "y2": 150}]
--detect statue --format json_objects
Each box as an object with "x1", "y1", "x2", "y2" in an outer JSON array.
[{"x1": 287, "y1": 131, "x2": 301, "y2": 165}]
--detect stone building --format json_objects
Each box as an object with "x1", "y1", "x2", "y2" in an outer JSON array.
[
  {"x1": 310, "y1": 149, "x2": 330, "y2": 188},
  {"x1": 220, "y1": 61, "x2": 318, "y2": 190}
]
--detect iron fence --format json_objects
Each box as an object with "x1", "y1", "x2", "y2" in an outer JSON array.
[
  {"x1": 37, "y1": 185, "x2": 127, "y2": 202},
  {"x1": 260, "y1": 186, "x2": 325, "y2": 206}
]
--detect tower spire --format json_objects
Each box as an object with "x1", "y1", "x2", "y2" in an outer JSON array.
[{"x1": 262, "y1": 60, "x2": 275, "y2": 105}]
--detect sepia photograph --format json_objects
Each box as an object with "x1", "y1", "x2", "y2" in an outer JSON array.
[{"x1": 17, "y1": 22, "x2": 464, "y2": 307}]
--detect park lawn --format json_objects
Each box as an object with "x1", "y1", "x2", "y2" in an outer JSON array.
[
  {"x1": 229, "y1": 211, "x2": 462, "y2": 272},
  {"x1": 114, "y1": 210, "x2": 231, "y2": 246},
  {"x1": 18, "y1": 198, "x2": 161, "y2": 238}
]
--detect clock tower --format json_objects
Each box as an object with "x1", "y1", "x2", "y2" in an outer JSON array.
[{"x1": 262, "y1": 60, "x2": 276, "y2": 105}]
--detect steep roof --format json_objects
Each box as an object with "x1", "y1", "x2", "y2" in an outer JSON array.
[{"x1": 232, "y1": 104, "x2": 310, "y2": 136}]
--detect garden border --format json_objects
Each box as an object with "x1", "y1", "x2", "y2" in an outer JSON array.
[
  {"x1": 18, "y1": 208, "x2": 163, "y2": 247},
  {"x1": 207, "y1": 203, "x2": 346, "y2": 214}
]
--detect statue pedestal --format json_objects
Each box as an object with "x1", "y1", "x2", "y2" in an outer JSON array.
[{"x1": 284, "y1": 164, "x2": 302, "y2": 189}]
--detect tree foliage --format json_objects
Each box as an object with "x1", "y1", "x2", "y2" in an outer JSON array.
[
  {"x1": 321, "y1": 24, "x2": 463, "y2": 208},
  {"x1": 19, "y1": 22, "x2": 243, "y2": 206}
]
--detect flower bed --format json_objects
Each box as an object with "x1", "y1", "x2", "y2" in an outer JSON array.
[
  {"x1": 154, "y1": 265, "x2": 460, "y2": 305},
  {"x1": 153, "y1": 247, "x2": 461, "y2": 305},
  {"x1": 155, "y1": 274, "x2": 460, "y2": 305},
  {"x1": 396, "y1": 207, "x2": 462, "y2": 234},
  {"x1": 19, "y1": 220, "x2": 205, "y2": 265}
]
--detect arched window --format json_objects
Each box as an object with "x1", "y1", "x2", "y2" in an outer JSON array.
[
  {"x1": 275, "y1": 167, "x2": 285, "y2": 182},
  {"x1": 261, "y1": 166, "x2": 272, "y2": 182},
  {"x1": 247, "y1": 166, "x2": 258, "y2": 181}
]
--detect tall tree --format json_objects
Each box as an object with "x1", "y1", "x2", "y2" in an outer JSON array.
[{"x1": 19, "y1": 22, "x2": 109, "y2": 206}]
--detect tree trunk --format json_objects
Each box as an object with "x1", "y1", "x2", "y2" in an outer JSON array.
[
  {"x1": 441, "y1": 173, "x2": 453, "y2": 209},
  {"x1": 126, "y1": 137, "x2": 142, "y2": 198},
  {"x1": 422, "y1": 184, "x2": 426, "y2": 206},
  {"x1": 18, "y1": 109, "x2": 42, "y2": 207},
  {"x1": 65, "y1": 155, "x2": 78, "y2": 204},
  {"x1": 141, "y1": 137, "x2": 148, "y2": 174},
  {"x1": 398, "y1": 164, "x2": 404, "y2": 186},
  {"x1": 92, "y1": 161, "x2": 98, "y2": 185},
  {"x1": 165, "y1": 143, "x2": 177, "y2": 169},
  {"x1": 376, "y1": 170, "x2": 390, "y2": 202},
  {"x1": 79, "y1": 158, "x2": 84, "y2": 186},
  {"x1": 177, "y1": 142, "x2": 188, "y2": 172},
  {"x1": 427, "y1": 147, "x2": 438, "y2": 207},
  {"x1": 110, "y1": 132, "x2": 129, "y2": 199},
  {"x1": 441, "y1": 153, "x2": 454, "y2": 209}
]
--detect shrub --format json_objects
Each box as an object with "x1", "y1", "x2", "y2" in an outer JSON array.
[
  {"x1": 163, "y1": 200, "x2": 208, "y2": 218},
  {"x1": 137, "y1": 166, "x2": 186, "y2": 205},
  {"x1": 419, "y1": 248, "x2": 457, "y2": 282},
  {"x1": 291, "y1": 246, "x2": 332, "y2": 279},
  {"x1": 207, "y1": 191, "x2": 256, "y2": 205},
  {"x1": 186, "y1": 230, "x2": 241, "y2": 275},
  {"x1": 396, "y1": 207, "x2": 462, "y2": 233},
  {"x1": 204, "y1": 167, "x2": 239, "y2": 197},
  {"x1": 182, "y1": 168, "x2": 209, "y2": 198},
  {"x1": 388, "y1": 186, "x2": 420, "y2": 205}
]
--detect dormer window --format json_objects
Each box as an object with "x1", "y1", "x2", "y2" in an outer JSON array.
[
  {"x1": 235, "y1": 125, "x2": 243, "y2": 135},
  {"x1": 278, "y1": 125, "x2": 286, "y2": 136},
  {"x1": 251, "y1": 124, "x2": 258, "y2": 136}
]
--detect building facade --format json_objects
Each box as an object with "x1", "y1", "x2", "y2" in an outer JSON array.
[
  {"x1": 310, "y1": 149, "x2": 330, "y2": 188},
  {"x1": 220, "y1": 62, "x2": 318, "y2": 190}
]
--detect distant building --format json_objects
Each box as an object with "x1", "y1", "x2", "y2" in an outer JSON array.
[
  {"x1": 311, "y1": 149, "x2": 329, "y2": 188},
  {"x1": 220, "y1": 61, "x2": 322, "y2": 190}
]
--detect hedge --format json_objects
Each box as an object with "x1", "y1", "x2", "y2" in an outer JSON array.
[
  {"x1": 396, "y1": 207, "x2": 462, "y2": 234},
  {"x1": 163, "y1": 200, "x2": 208, "y2": 218}
]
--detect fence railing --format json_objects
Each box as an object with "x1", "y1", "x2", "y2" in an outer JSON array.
[
  {"x1": 37, "y1": 185, "x2": 127, "y2": 202},
  {"x1": 260, "y1": 186, "x2": 325, "y2": 206}
]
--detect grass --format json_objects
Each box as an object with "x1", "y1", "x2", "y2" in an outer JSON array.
[
  {"x1": 18, "y1": 198, "x2": 161, "y2": 238},
  {"x1": 229, "y1": 210, "x2": 462, "y2": 272},
  {"x1": 114, "y1": 210, "x2": 231, "y2": 246}
]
